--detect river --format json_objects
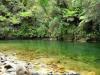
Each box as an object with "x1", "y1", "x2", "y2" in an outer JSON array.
[{"x1": 0, "y1": 40, "x2": 100, "y2": 75}]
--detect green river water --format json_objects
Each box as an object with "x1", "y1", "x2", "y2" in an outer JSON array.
[{"x1": 0, "y1": 40, "x2": 100, "y2": 75}]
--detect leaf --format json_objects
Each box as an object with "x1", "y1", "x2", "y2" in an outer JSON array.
[
  {"x1": 0, "y1": 16, "x2": 6, "y2": 21},
  {"x1": 19, "y1": 11, "x2": 32, "y2": 17},
  {"x1": 63, "y1": 9, "x2": 78, "y2": 17},
  {"x1": 9, "y1": 16, "x2": 20, "y2": 24}
]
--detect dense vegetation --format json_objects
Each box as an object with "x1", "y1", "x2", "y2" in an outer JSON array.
[{"x1": 0, "y1": 0, "x2": 100, "y2": 42}]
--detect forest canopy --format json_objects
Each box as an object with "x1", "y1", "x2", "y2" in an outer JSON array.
[{"x1": 0, "y1": 0, "x2": 100, "y2": 42}]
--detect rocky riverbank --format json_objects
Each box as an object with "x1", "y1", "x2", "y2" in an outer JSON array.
[{"x1": 0, "y1": 52, "x2": 80, "y2": 75}]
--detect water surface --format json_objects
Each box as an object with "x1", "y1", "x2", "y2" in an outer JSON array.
[{"x1": 0, "y1": 40, "x2": 100, "y2": 74}]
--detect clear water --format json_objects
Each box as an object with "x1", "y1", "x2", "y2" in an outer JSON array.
[{"x1": 0, "y1": 40, "x2": 100, "y2": 73}]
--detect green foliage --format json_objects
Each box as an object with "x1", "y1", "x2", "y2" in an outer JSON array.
[
  {"x1": 9, "y1": 16, "x2": 20, "y2": 24},
  {"x1": 36, "y1": 25, "x2": 47, "y2": 37},
  {"x1": 0, "y1": 16, "x2": 6, "y2": 21},
  {"x1": 0, "y1": 0, "x2": 99, "y2": 41},
  {"x1": 63, "y1": 9, "x2": 78, "y2": 17},
  {"x1": 39, "y1": 0, "x2": 48, "y2": 7},
  {"x1": 19, "y1": 11, "x2": 32, "y2": 17}
]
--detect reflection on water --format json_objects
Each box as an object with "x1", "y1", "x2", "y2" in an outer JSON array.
[{"x1": 0, "y1": 40, "x2": 100, "y2": 69}]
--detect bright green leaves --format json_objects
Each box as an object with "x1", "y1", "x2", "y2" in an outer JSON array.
[
  {"x1": 0, "y1": 4, "x2": 8, "y2": 13},
  {"x1": 0, "y1": 16, "x2": 6, "y2": 21},
  {"x1": 19, "y1": 11, "x2": 32, "y2": 17},
  {"x1": 0, "y1": 0, "x2": 99, "y2": 40},
  {"x1": 63, "y1": 9, "x2": 78, "y2": 17},
  {"x1": 9, "y1": 16, "x2": 20, "y2": 24}
]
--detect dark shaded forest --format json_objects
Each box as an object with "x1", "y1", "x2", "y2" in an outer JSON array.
[{"x1": 0, "y1": 0, "x2": 100, "y2": 42}]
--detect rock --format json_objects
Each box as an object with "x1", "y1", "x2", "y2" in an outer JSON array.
[
  {"x1": 48, "y1": 71, "x2": 53, "y2": 75},
  {"x1": 0, "y1": 66, "x2": 5, "y2": 75},
  {"x1": 66, "y1": 71, "x2": 80, "y2": 75},
  {"x1": 4, "y1": 65, "x2": 13, "y2": 69},
  {"x1": 0, "y1": 55, "x2": 7, "y2": 63},
  {"x1": 0, "y1": 52, "x2": 80, "y2": 75},
  {"x1": 16, "y1": 64, "x2": 28, "y2": 75}
]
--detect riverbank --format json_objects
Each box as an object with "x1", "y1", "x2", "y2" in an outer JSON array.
[
  {"x1": 0, "y1": 52, "x2": 81, "y2": 75},
  {"x1": 0, "y1": 36, "x2": 100, "y2": 43},
  {"x1": 0, "y1": 51, "x2": 98, "y2": 75}
]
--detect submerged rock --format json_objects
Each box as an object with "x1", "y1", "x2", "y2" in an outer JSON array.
[
  {"x1": 0, "y1": 52, "x2": 80, "y2": 75},
  {"x1": 66, "y1": 71, "x2": 80, "y2": 75}
]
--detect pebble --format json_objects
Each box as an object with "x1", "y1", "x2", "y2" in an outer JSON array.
[{"x1": 0, "y1": 52, "x2": 80, "y2": 75}]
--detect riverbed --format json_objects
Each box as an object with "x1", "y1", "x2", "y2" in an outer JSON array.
[{"x1": 0, "y1": 40, "x2": 100, "y2": 75}]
